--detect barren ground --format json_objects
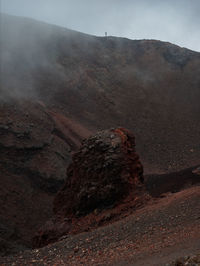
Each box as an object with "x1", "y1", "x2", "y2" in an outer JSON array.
[{"x1": 1, "y1": 185, "x2": 199, "y2": 266}]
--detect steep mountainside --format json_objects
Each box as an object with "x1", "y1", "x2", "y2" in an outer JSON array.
[
  {"x1": 0, "y1": 13, "x2": 200, "y2": 257},
  {"x1": 1, "y1": 13, "x2": 200, "y2": 173},
  {"x1": 0, "y1": 100, "x2": 91, "y2": 255}
]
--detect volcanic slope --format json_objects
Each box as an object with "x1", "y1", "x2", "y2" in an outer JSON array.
[
  {"x1": 1, "y1": 186, "x2": 200, "y2": 266},
  {"x1": 1, "y1": 13, "x2": 200, "y2": 173},
  {"x1": 0, "y1": 100, "x2": 91, "y2": 255},
  {"x1": 0, "y1": 13, "x2": 200, "y2": 258}
]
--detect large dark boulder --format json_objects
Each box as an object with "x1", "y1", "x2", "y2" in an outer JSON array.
[
  {"x1": 33, "y1": 128, "x2": 147, "y2": 247},
  {"x1": 54, "y1": 127, "x2": 144, "y2": 216}
]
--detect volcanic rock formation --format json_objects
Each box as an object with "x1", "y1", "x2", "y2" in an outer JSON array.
[
  {"x1": 0, "y1": 100, "x2": 91, "y2": 255},
  {"x1": 54, "y1": 127, "x2": 144, "y2": 216},
  {"x1": 1, "y1": 13, "x2": 200, "y2": 256},
  {"x1": 34, "y1": 128, "x2": 147, "y2": 247}
]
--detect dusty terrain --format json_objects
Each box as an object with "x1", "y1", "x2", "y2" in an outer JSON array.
[
  {"x1": 1, "y1": 186, "x2": 199, "y2": 265},
  {"x1": 1, "y1": 13, "x2": 200, "y2": 173},
  {"x1": 0, "y1": 13, "x2": 200, "y2": 264},
  {"x1": 0, "y1": 100, "x2": 91, "y2": 255}
]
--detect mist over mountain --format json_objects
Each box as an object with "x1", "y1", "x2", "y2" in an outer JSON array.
[
  {"x1": 0, "y1": 12, "x2": 200, "y2": 260},
  {"x1": 1, "y1": 13, "x2": 200, "y2": 172},
  {"x1": 2, "y1": 0, "x2": 200, "y2": 52}
]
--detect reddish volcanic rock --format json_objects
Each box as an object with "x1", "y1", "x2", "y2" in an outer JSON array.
[
  {"x1": 33, "y1": 128, "x2": 148, "y2": 247},
  {"x1": 54, "y1": 128, "x2": 144, "y2": 216}
]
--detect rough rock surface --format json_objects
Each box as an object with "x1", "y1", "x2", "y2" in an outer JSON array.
[
  {"x1": 1, "y1": 13, "x2": 200, "y2": 257},
  {"x1": 0, "y1": 100, "x2": 91, "y2": 255},
  {"x1": 33, "y1": 128, "x2": 147, "y2": 247},
  {"x1": 192, "y1": 167, "x2": 200, "y2": 176},
  {"x1": 168, "y1": 254, "x2": 200, "y2": 266},
  {"x1": 54, "y1": 127, "x2": 144, "y2": 216}
]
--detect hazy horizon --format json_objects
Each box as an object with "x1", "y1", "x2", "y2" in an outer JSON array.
[{"x1": 1, "y1": 0, "x2": 200, "y2": 52}]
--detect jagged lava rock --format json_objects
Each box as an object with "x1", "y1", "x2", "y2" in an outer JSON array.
[
  {"x1": 33, "y1": 128, "x2": 148, "y2": 248},
  {"x1": 54, "y1": 127, "x2": 144, "y2": 216}
]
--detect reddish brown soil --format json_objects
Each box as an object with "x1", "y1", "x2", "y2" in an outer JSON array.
[
  {"x1": 1, "y1": 14, "x2": 200, "y2": 262},
  {"x1": 0, "y1": 100, "x2": 91, "y2": 255},
  {"x1": 1, "y1": 185, "x2": 199, "y2": 265},
  {"x1": 32, "y1": 154, "x2": 199, "y2": 249},
  {"x1": 48, "y1": 109, "x2": 92, "y2": 150},
  {"x1": 145, "y1": 165, "x2": 200, "y2": 197},
  {"x1": 1, "y1": 13, "x2": 200, "y2": 173}
]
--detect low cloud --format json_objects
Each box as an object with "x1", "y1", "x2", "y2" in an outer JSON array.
[{"x1": 1, "y1": 0, "x2": 200, "y2": 52}]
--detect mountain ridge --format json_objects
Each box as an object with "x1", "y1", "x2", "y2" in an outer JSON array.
[
  {"x1": 1, "y1": 12, "x2": 200, "y2": 173},
  {"x1": 0, "y1": 13, "x2": 200, "y2": 257}
]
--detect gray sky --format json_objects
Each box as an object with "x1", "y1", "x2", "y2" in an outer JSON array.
[{"x1": 1, "y1": 0, "x2": 200, "y2": 52}]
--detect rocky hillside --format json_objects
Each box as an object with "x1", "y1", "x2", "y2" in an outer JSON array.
[
  {"x1": 33, "y1": 128, "x2": 147, "y2": 248},
  {"x1": 33, "y1": 129, "x2": 200, "y2": 249},
  {"x1": 0, "y1": 99, "x2": 91, "y2": 255},
  {"x1": 0, "y1": 13, "x2": 200, "y2": 257},
  {"x1": 1, "y1": 13, "x2": 200, "y2": 173}
]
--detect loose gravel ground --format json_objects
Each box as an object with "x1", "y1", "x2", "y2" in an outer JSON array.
[{"x1": 0, "y1": 186, "x2": 199, "y2": 266}]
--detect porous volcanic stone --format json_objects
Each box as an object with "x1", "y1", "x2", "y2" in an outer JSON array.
[{"x1": 53, "y1": 128, "x2": 144, "y2": 216}]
